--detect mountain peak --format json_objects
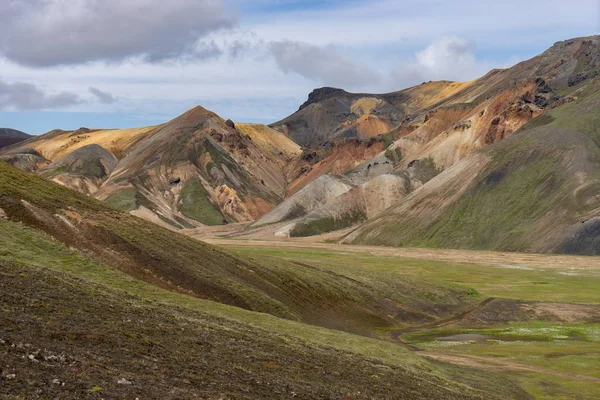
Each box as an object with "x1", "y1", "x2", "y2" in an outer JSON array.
[
  {"x1": 180, "y1": 105, "x2": 212, "y2": 119},
  {"x1": 166, "y1": 105, "x2": 223, "y2": 130},
  {"x1": 299, "y1": 87, "x2": 348, "y2": 110}
]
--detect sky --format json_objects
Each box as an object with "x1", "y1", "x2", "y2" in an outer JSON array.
[{"x1": 0, "y1": 0, "x2": 598, "y2": 134}]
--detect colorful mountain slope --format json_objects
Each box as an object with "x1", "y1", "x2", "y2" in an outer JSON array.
[
  {"x1": 0, "y1": 108, "x2": 302, "y2": 229},
  {"x1": 345, "y1": 39, "x2": 600, "y2": 254},
  {"x1": 263, "y1": 36, "x2": 600, "y2": 246}
]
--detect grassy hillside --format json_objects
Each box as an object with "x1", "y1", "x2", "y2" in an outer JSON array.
[
  {"x1": 222, "y1": 242, "x2": 600, "y2": 399},
  {"x1": 0, "y1": 164, "x2": 529, "y2": 398},
  {"x1": 0, "y1": 234, "x2": 523, "y2": 399},
  {"x1": 0, "y1": 160, "x2": 484, "y2": 336}
]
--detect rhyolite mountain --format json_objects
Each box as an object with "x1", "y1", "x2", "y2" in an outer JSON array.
[
  {"x1": 0, "y1": 109, "x2": 393, "y2": 230},
  {"x1": 1, "y1": 111, "x2": 303, "y2": 229},
  {"x1": 3, "y1": 35, "x2": 600, "y2": 255},
  {"x1": 255, "y1": 35, "x2": 600, "y2": 255}
]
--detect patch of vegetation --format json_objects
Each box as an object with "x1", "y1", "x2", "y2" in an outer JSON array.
[
  {"x1": 173, "y1": 215, "x2": 196, "y2": 229},
  {"x1": 384, "y1": 147, "x2": 403, "y2": 165},
  {"x1": 379, "y1": 132, "x2": 395, "y2": 148},
  {"x1": 405, "y1": 321, "x2": 600, "y2": 399},
  {"x1": 441, "y1": 102, "x2": 478, "y2": 111},
  {"x1": 102, "y1": 187, "x2": 157, "y2": 213},
  {"x1": 157, "y1": 214, "x2": 184, "y2": 230},
  {"x1": 104, "y1": 188, "x2": 138, "y2": 212},
  {"x1": 290, "y1": 210, "x2": 367, "y2": 237},
  {"x1": 546, "y1": 81, "x2": 600, "y2": 146},
  {"x1": 179, "y1": 178, "x2": 224, "y2": 226},
  {"x1": 405, "y1": 323, "x2": 600, "y2": 344},
  {"x1": 283, "y1": 203, "x2": 306, "y2": 220},
  {"x1": 134, "y1": 190, "x2": 156, "y2": 210},
  {"x1": 206, "y1": 160, "x2": 217, "y2": 171},
  {"x1": 517, "y1": 113, "x2": 556, "y2": 132},
  {"x1": 408, "y1": 157, "x2": 442, "y2": 184},
  {"x1": 228, "y1": 245, "x2": 600, "y2": 303}
]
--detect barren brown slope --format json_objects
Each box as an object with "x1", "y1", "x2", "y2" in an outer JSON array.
[{"x1": 285, "y1": 136, "x2": 390, "y2": 196}]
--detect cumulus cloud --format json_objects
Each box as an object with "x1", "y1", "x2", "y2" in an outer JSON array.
[
  {"x1": 0, "y1": 0, "x2": 235, "y2": 67},
  {"x1": 89, "y1": 87, "x2": 116, "y2": 104},
  {"x1": 270, "y1": 40, "x2": 380, "y2": 88},
  {"x1": 391, "y1": 37, "x2": 491, "y2": 88},
  {"x1": 0, "y1": 80, "x2": 82, "y2": 110}
]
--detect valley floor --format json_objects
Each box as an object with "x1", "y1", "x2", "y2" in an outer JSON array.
[
  {"x1": 203, "y1": 238, "x2": 600, "y2": 271},
  {"x1": 209, "y1": 239, "x2": 600, "y2": 400}
]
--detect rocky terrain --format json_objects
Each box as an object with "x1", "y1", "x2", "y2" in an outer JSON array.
[{"x1": 343, "y1": 36, "x2": 600, "y2": 254}]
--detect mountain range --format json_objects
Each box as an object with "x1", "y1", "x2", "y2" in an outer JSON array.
[{"x1": 2, "y1": 35, "x2": 600, "y2": 254}]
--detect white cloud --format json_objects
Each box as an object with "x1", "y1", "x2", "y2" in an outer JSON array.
[
  {"x1": 0, "y1": 0, "x2": 235, "y2": 67},
  {"x1": 0, "y1": 79, "x2": 82, "y2": 110},
  {"x1": 89, "y1": 87, "x2": 116, "y2": 104},
  {"x1": 390, "y1": 37, "x2": 492, "y2": 88},
  {"x1": 270, "y1": 40, "x2": 380, "y2": 88}
]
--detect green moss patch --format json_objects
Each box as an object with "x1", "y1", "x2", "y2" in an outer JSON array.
[
  {"x1": 290, "y1": 210, "x2": 366, "y2": 237},
  {"x1": 179, "y1": 178, "x2": 224, "y2": 226},
  {"x1": 104, "y1": 188, "x2": 138, "y2": 212}
]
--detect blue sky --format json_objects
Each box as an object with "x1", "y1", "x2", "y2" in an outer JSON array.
[{"x1": 0, "y1": 0, "x2": 598, "y2": 134}]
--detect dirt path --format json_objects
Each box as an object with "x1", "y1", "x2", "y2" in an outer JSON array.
[
  {"x1": 423, "y1": 353, "x2": 600, "y2": 383},
  {"x1": 203, "y1": 238, "x2": 600, "y2": 270}
]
